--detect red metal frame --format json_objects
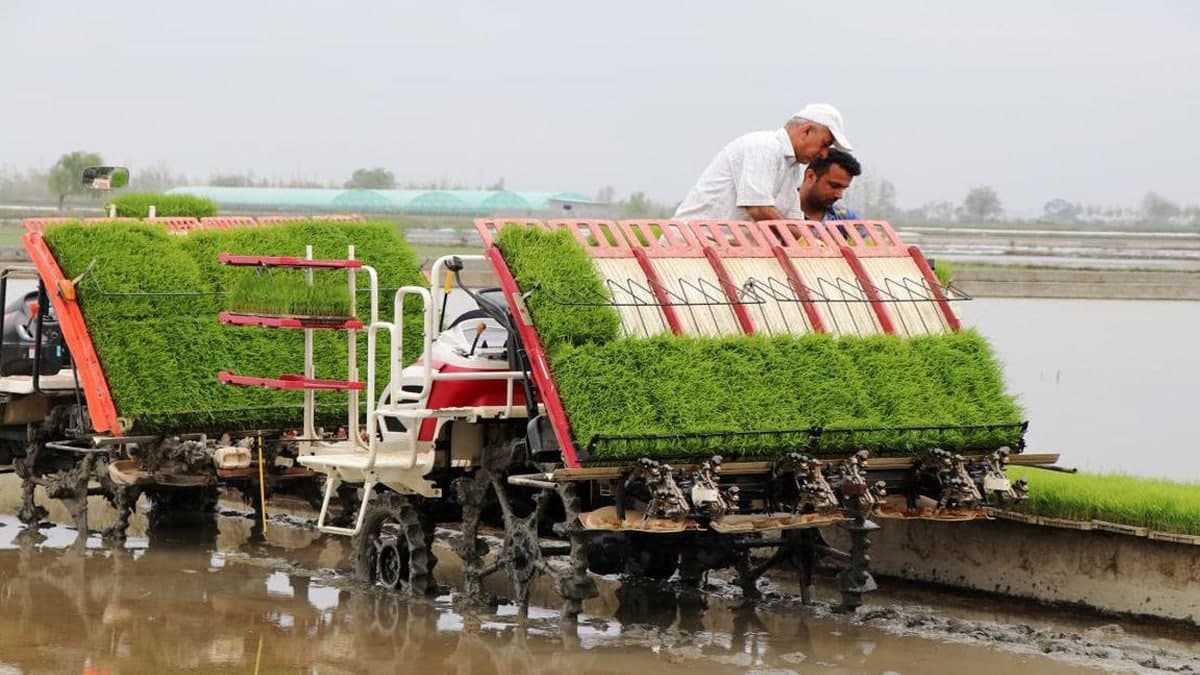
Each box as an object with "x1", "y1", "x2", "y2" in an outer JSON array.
[
  {"x1": 619, "y1": 220, "x2": 756, "y2": 335},
  {"x1": 22, "y1": 218, "x2": 74, "y2": 233},
  {"x1": 837, "y1": 245, "x2": 896, "y2": 335},
  {"x1": 484, "y1": 244, "x2": 583, "y2": 467},
  {"x1": 82, "y1": 217, "x2": 141, "y2": 225},
  {"x1": 907, "y1": 246, "x2": 961, "y2": 331},
  {"x1": 547, "y1": 219, "x2": 628, "y2": 258},
  {"x1": 823, "y1": 220, "x2": 908, "y2": 257},
  {"x1": 757, "y1": 220, "x2": 843, "y2": 257},
  {"x1": 217, "y1": 253, "x2": 363, "y2": 269},
  {"x1": 145, "y1": 217, "x2": 201, "y2": 233},
  {"x1": 200, "y1": 216, "x2": 258, "y2": 229},
  {"x1": 20, "y1": 231, "x2": 121, "y2": 434},
  {"x1": 617, "y1": 220, "x2": 703, "y2": 258},
  {"x1": 217, "y1": 371, "x2": 365, "y2": 391},
  {"x1": 549, "y1": 219, "x2": 684, "y2": 335},
  {"x1": 254, "y1": 215, "x2": 312, "y2": 225},
  {"x1": 473, "y1": 218, "x2": 547, "y2": 247},
  {"x1": 750, "y1": 220, "x2": 828, "y2": 333},
  {"x1": 311, "y1": 214, "x2": 366, "y2": 223},
  {"x1": 684, "y1": 222, "x2": 757, "y2": 335},
  {"x1": 218, "y1": 311, "x2": 363, "y2": 330}
]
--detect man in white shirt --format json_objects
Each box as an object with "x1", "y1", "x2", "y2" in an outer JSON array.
[{"x1": 673, "y1": 103, "x2": 853, "y2": 222}]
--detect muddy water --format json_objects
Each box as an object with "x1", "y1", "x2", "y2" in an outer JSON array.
[{"x1": 4, "y1": 478, "x2": 1200, "y2": 674}]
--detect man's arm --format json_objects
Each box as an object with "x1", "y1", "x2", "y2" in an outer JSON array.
[{"x1": 745, "y1": 205, "x2": 785, "y2": 221}]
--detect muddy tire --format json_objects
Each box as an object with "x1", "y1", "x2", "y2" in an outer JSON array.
[{"x1": 353, "y1": 492, "x2": 437, "y2": 596}]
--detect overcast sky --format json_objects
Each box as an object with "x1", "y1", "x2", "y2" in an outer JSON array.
[{"x1": 2, "y1": 1, "x2": 1197, "y2": 215}]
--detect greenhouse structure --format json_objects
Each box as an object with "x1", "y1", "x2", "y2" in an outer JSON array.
[{"x1": 165, "y1": 186, "x2": 603, "y2": 217}]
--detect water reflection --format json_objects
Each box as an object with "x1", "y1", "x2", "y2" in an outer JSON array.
[{"x1": 0, "y1": 511, "x2": 1114, "y2": 675}]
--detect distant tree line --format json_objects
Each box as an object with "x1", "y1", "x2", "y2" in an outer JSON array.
[{"x1": 2, "y1": 154, "x2": 1196, "y2": 231}]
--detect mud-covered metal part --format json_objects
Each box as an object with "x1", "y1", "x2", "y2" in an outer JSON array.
[
  {"x1": 914, "y1": 448, "x2": 983, "y2": 511},
  {"x1": 830, "y1": 450, "x2": 880, "y2": 611},
  {"x1": 972, "y1": 446, "x2": 1029, "y2": 505},
  {"x1": 553, "y1": 481, "x2": 598, "y2": 619},
  {"x1": 836, "y1": 511, "x2": 880, "y2": 612},
  {"x1": 836, "y1": 450, "x2": 886, "y2": 511},
  {"x1": 141, "y1": 436, "x2": 212, "y2": 475},
  {"x1": 451, "y1": 462, "x2": 596, "y2": 617},
  {"x1": 772, "y1": 452, "x2": 839, "y2": 514},
  {"x1": 619, "y1": 458, "x2": 689, "y2": 522},
  {"x1": 102, "y1": 483, "x2": 142, "y2": 544},
  {"x1": 353, "y1": 491, "x2": 437, "y2": 595},
  {"x1": 688, "y1": 455, "x2": 739, "y2": 520}
]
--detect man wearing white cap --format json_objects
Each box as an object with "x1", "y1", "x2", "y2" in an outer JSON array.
[{"x1": 673, "y1": 103, "x2": 852, "y2": 222}]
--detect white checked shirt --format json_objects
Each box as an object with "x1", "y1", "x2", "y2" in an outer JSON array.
[{"x1": 673, "y1": 128, "x2": 805, "y2": 222}]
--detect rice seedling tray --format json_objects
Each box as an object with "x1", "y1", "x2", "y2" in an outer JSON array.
[
  {"x1": 1147, "y1": 531, "x2": 1200, "y2": 546},
  {"x1": 218, "y1": 311, "x2": 363, "y2": 330},
  {"x1": 217, "y1": 253, "x2": 364, "y2": 269},
  {"x1": 37, "y1": 220, "x2": 424, "y2": 432},
  {"x1": 1037, "y1": 515, "x2": 1095, "y2": 531},
  {"x1": 1091, "y1": 520, "x2": 1149, "y2": 537},
  {"x1": 217, "y1": 372, "x2": 365, "y2": 392}
]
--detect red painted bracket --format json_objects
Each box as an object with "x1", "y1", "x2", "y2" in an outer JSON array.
[
  {"x1": 548, "y1": 219, "x2": 684, "y2": 335},
  {"x1": 838, "y1": 246, "x2": 896, "y2": 334},
  {"x1": 217, "y1": 253, "x2": 363, "y2": 269},
  {"x1": 21, "y1": 218, "x2": 75, "y2": 233},
  {"x1": 907, "y1": 246, "x2": 961, "y2": 331},
  {"x1": 254, "y1": 215, "x2": 311, "y2": 225},
  {"x1": 484, "y1": 244, "x2": 583, "y2": 468},
  {"x1": 218, "y1": 371, "x2": 365, "y2": 391},
  {"x1": 218, "y1": 312, "x2": 363, "y2": 330},
  {"x1": 21, "y1": 231, "x2": 121, "y2": 434},
  {"x1": 547, "y1": 219, "x2": 629, "y2": 258},
  {"x1": 200, "y1": 216, "x2": 258, "y2": 229},
  {"x1": 473, "y1": 218, "x2": 547, "y2": 248},
  {"x1": 756, "y1": 220, "x2": 844, "y2": 258},
  {"x1": 824, "y1": 220, "x2": 908, "y2": 257},
  {"x1": 617, "y1": 220, "x2": 705, "y2": 258},
  {"x1": 684, "y1": 222, "x2": 758, "y2": 335}
]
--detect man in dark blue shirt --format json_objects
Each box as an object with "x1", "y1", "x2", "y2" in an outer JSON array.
[{"x1": 799, "y1": 149, "x2": 861, "y2": 222}]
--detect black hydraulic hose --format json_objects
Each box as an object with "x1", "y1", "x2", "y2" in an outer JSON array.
[
  {"x1": 0, "y1": 275, "x2": 8, "y2": 368},
  {"x1": 32, "y1": 281, "x2": 47, "y2": 395}
]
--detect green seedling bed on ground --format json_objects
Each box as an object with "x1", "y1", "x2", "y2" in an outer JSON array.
[
  {"x1": 495, "y1": 226, "x2": 1023, "y2": 461},
  {"x1": 1008, "y1": 467, "x2": 1200, "y2": 536},
  {"x1": 43, "y1": 221, "x2": 425, "y2": 432}
]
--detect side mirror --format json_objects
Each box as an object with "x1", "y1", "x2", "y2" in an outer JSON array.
[{"x1": 81, "y1": 166, "x2": 130, "y2": 191}]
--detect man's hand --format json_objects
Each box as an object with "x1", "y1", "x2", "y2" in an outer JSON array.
[{"x1": 745, "y1": 205, "x2": 785, "y2": 221}]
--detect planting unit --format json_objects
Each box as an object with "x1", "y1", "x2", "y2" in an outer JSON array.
[
  {"x1": 7, "y1": 213, "x2": 1125, "y2": 619},
  {"x1": 3, "y1": 215, "x2": 422, "y2": 534},
  {"x1": 279, "y1": 217, "x2": 1049, "y2": 614}
]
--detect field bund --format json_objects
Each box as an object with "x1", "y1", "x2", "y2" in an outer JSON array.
[{"x1": 835, "y1": 517, "x2": 1200, "y2": 625}]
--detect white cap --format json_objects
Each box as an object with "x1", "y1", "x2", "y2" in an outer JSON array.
[{"x1": 794, "y1": 103, "x2": 852, "y2": 152}]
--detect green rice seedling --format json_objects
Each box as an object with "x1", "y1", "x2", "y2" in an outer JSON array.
[
  {"x1": 494, "y1": 226, "x2": 620, "y2": 351},
  {"x1": 551, "y1": 332, "x2": 1024, "y2": 461},
  {"x1": 111, "y1": 192, "x2": 218, "y2": 218},
  {"x1": 1008, "y1": 467, "x2": 1200, "y2": 536},
  {"x1": 495, "y1": 224, "x2": 1024, "y2": 461},
  {"x1": 227, "y1": 268, "x2": 353, "y2": 318},
  {"x1": 933, "y1": 259, "x2": 955, "y2": 286},
  {"x1": 42, "y1": 220, "x2": 426, "y2": 433}
]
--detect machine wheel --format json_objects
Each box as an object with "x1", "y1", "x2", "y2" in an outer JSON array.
[{"x1": 353, "y1": 492, "x2": 437, "y2": 596}]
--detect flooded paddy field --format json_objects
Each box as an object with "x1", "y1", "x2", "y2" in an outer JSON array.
[
  {"x1": 0, "y1": 294, "x2": 1196, "y2": 673},
  {"x1": 2, "y1": 478, "x2": 1199, "y2": 674}
]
